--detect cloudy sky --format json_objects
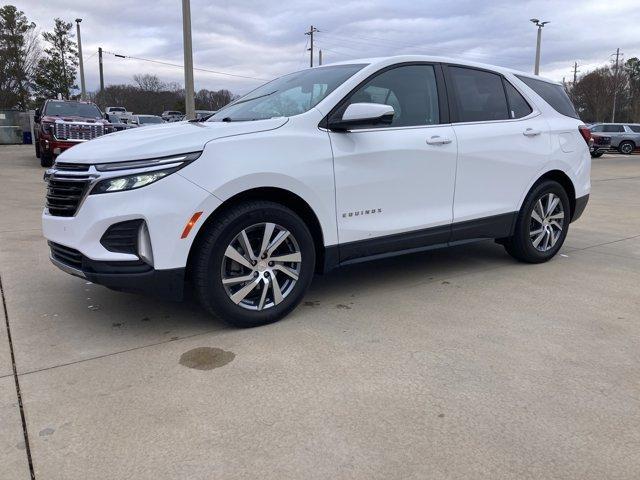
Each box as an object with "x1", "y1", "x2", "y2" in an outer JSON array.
[{"x1": 12, "y1": 0, "x2": 640, "y2": 95}]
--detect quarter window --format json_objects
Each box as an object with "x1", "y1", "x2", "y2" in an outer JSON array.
[
  {"x1": 504, "y1": 81, "x2": 533, "y2": 119},
  {"x1": 629, "y1": 125, "x2": 640, "y2": 133},
  {"x1": 449, "y1": 67, "x2": 509, "y2": 122},
  {"x1": 338, "y1": 65, "x2": 440, "y2": 128},
  {"x1": 516, "y1": 75, "x2": 579, "y2": 119}
]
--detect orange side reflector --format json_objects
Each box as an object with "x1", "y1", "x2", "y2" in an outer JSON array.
[{"x1": 181, "y1": 211, "x2": 203, "y2": 239}]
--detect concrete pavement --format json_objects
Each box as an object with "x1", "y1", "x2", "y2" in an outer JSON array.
[{"x1": 1, "y1": 145, "x2": 639, "y2": 479}]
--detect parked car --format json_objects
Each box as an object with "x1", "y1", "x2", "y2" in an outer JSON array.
[
  {"x1": 105, "y1": 106, "x2": 133, "y2": 123},
  {"x1": 43, "y1": 55, "x2": 590, "y2": 327},
  {"x1": 589, "y1": 133, "x2": 611, "y2": 158},
  {"x1": 34, "y1": 99, "x2": 112, "y2": 167},
  {"x1": 161, "y1": 110, "x2": 183, "y2": 122},
  {"x1": 589, "y1": 123, "x2": 640, "y2": 154},
  {"x1": 130, "y1": 114, "x2": 165, "y2": 127},
  {"x1": 105, "y1": 114, "x2": 135, "y2": 132}
]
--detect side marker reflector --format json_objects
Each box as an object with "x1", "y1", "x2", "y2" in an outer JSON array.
[{"x1": 181, "y1": 211, "x2": 203, "y2": 239}]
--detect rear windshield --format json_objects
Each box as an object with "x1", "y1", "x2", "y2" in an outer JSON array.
[
  {"x1": 516, "y1": 75, "x2": 579, "y2": 119},
  {"x1": 109, "y1": 107, "x2": 125, "y2": 112},
  {"x1": 44, "y1": 101, "x2": 102, "y2": 119}
]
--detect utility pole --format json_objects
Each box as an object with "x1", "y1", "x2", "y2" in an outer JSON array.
[
  {"x1": 572, "y1": 61, "x2": 579, "y2": 86},
  {"x1": 182, "y1": 0, "x2": 196, "y2": 120},
  {"x1": 98, "y1": 47, "x2": 104, "y2": 92},
  {"x1": 318, "y1": 49, "x2": 322, "y2": 66},
  {"x1": 75, "y1": 19, "x2": 86, "y2": 100},
  {"x1": 530, "y1": 19, "x2": 549, "y2": 75},
  {"x1": 611, "y1": 48, "x2": 621, "y2": 122},
  {"x1": 305, "y1": 25, "x2": 319, "y2": 67}
]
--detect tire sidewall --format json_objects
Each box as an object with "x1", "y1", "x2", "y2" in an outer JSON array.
[
  {"x1": 620, "y1": 141, "x2": 634, "y2": 154},
  {"x1": 516, "y1": 181, "x2": 570, "y2": 262},
  {"x1": 199, "y1": 204, "x2": 315, "y2": 327}
]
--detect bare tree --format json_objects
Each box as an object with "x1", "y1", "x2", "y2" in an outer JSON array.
[{"x1": 133, "y1": 73, "x2": 165, "y2": 92}]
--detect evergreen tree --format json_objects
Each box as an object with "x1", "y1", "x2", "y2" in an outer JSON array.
[
  {"x1": 0, "y1": 5, "x2": 39, "y2": 109},
  {"x1": 33, "y1": 18, "x2": 77, "y2": 102}
]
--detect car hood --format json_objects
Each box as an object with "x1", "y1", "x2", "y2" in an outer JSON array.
[
  {"x1": 42, "y1": 115, "x2": 107, "y2": 124},
  {"x1": 58, "y1": 117, "x2": 289, "y2": 164}
]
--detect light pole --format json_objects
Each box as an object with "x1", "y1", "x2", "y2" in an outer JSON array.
[
  {"x1": 530, "y1": 18, "x2": 549, "y2": 75},
  {"x1": 75, "y1": 18, "x2": 86, "y2": 100},
  {"x1": 181, "y1": 0, "x2": 196, "y2": 120}
]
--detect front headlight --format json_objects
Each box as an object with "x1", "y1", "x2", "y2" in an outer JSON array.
[
  {"x1": 91, "y1": 168, "x2": 176, "y2": 194},
  {"x1": 90, "y1": 151, "x2": 201, "y2": 194}
]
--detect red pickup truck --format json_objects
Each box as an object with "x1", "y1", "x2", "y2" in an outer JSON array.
[{"x1": 34, "y1": 99, "x2": 113, "y2": 167}]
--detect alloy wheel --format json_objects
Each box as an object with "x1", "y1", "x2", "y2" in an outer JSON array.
[
  {"x1": 620, "y1": 142, "x2": 634, "y2": 154},
  {"x1": 221, "y1": 222, "x2": 302, "y2": 311},
  {"x1": 529, "y1": 193, "x2": 565, "y2": 252}
]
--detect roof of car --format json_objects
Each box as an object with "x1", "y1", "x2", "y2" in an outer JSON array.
[{"x1": 325, "y1": 55, "x2": 560, "y2": 85}]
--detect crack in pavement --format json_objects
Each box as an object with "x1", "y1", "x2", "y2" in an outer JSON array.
[{"x1": 1, "y1": 274, "x2": 36, "y2": 479}]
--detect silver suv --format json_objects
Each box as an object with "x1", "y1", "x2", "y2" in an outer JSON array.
[{"x1": 589, "y1": 123, "x2": 640, "y2": 154}]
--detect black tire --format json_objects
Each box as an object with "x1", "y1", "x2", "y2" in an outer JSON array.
[
  {"x1": 590, "y1": 151, "x2": 603, "y2": 158},
  {"x1": 40, "y1": 150, "x2": 54, "y2": 167},
  {"x1": 619, "y1": 141, "x2": 635, "y2": 155},
  {"x1": 193, "y1": 201, "x2": 315, "y2": 327},
  {"x1": 35, "y1": 141, "x2": 41, "y2": 159},
  {"x1": 503, "y1": 180, "x2": 570, "y2": 263}
]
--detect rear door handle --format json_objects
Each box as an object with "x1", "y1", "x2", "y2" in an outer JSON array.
[
  {"x1": 523, "y1": 128, "x2": 541, "y2": 137},
  {"x1": 426, "y1": 135, "x2": 452, "y2": 145}
]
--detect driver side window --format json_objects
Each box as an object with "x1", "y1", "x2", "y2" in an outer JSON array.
[{"x1": 338, "y1": 65, "x2": 440, "y2": 128}]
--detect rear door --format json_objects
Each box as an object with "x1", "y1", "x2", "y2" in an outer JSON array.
[
  {"x1": 329, "y1": 63, "x2": 458, "y2": 259},
  {"x1": 444, "y1": 65, "x2": 551, "y2": 238},
  {"x1": 601, "y1": 124, "x2": 626, "y2": 147}
]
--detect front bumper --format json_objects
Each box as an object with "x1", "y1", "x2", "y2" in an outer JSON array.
[{"x1": 49, "y1": 242, "x2": 186, "y2": 300}]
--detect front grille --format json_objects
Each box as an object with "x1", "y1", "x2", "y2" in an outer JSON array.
[
  {"x1": 100, "y1": 220, "x2": 142, "y2": 254},
  {"x1": 593, "y1": 136, "x2": 611, "y2": 146},
  {"x1": 49, "y1": 242, "x2": 83, "y2": 270},
  {"x1": 46, "y1": 176, "x2": 91, "y2": 217},
  {"x1": 54, "y1": 122, "x2": 105, "y2": 141},
  {"x1": 54, "y1": 162, "x2": 90, "y2": 172}
]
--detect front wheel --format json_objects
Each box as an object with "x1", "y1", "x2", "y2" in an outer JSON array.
[
  {"x1": 619, "y1": 141, "x2": 635, "y2": 155},
  {"x1": 40, "y1": 150, "x2": 53, "y2": 167},
  {"x1": 193, "y1": 201, "x2": 315, "y2": 327},
  {"x1": 503, "y1": 180, "x2": 570, "y2": 263},
  {"x1": 590, "y1": 151, "x2": 603, "y2": 158}
]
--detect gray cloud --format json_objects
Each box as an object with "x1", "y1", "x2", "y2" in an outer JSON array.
[{"x1": 13, "y1": 0, "x2": 640, "y2": 95}]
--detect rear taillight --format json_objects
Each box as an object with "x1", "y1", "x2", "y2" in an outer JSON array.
[{"x1": 578, "y1": 125, "x2": 592, "y2": 145}]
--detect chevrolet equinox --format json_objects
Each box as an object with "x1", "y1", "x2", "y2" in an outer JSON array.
[{"x1": 43, "y1": 56, "x2": 591, "y2": 327}]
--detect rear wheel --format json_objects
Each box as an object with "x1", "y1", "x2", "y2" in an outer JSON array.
[
  {"x1": 503, "y1": 180, "x2": 570, "y2": 263},
  {"x1": 619, "y1": 141, "x2": 635, "y2": 155},
  {"x1": 193, "y1": 201, "x2": 315, "y2": 327}
]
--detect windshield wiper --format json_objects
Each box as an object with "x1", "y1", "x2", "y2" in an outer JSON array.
[{"x1": 227, "y1": 90, "x2": 278, "y2": 108}]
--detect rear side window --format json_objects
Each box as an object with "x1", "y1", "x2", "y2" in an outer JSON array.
[
  {"x1": 629, "y1": 125, "x2": 640, "y2": 133},
  {"x1": 504, "y1": 82, "x2": 533, "y2": 119},
  {"x1": 448, "y1": 67, "x2": 509, "y2": 122},
  {"x1": 602, "y1": 124, "x2": 624, "y2": 133},
  {"x1": 516, "y1": 75, "x2": 579, "y2": 119}
]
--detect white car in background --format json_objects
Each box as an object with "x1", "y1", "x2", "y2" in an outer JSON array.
[
  {"x1": 104, "y1": 106, "x2": 133, "y2": 124},
  {"x1": 129, "y1": 114, "x2": 165, "y2": 127},
  {"x1": 43, "y1": 55, "x2": 590, "y2": 327}
]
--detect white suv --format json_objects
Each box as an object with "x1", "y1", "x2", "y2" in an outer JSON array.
[{"x1": 43, "y1": 56, "x2": 591, "y2": 327}]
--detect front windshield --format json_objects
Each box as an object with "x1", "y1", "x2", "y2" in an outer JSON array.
[
  {"x1": 140, "y1": 116, "x2": 163, "y2": 124},
  {"x1": 208, "y1": 64, "x2": 365, "y2": 122},
  {"x1": 45, "y1": 101, "x2": 102, "y2": 119}
]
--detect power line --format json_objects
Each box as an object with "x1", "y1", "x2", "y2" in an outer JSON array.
[{"x1": 102, "y1": 50, "x2": 270, "y2": 81}]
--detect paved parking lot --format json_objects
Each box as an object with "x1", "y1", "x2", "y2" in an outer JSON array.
[{"x1": 1, "y1": 144, "x2": 639, "y2": 479}]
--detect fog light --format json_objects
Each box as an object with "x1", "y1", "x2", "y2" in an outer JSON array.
[
  {"x1": 137, "y1": 222, "x2": 154, "y2": 266},
  {"x1": 53, "y1": 147, "x2": 61, "y2": 155}
]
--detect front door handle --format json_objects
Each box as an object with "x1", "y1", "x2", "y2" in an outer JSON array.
[
  {"x1": 523, "y1": 128, "x2": 541, "y2": 137},
  {"x1": 426, "y1": 135, "x2": 452, "y2": 145}
]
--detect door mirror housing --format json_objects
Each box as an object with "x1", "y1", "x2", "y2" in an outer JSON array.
[
  {"x1": 328, "y1": 103, "x2": 394, "y2": 131},
  {"x1": 34, "y1": 108, "x2": 41, "y2": 122}
]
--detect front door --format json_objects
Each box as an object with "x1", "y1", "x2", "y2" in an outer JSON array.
[{"x1": 328, "y1": 64, "x2": 458, "y2": 262}]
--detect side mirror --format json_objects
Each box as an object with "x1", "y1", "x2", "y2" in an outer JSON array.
[
  {"x1": 327, "y1": 103, "x2": 394, "y2": 131},
  {"x1": 34, "y1": 108, "x2": 41, "y2": 122}
]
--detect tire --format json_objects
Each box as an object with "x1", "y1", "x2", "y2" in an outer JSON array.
[
  {"x1": 40, "y1": 150, "x2": 54, "y2": 168},
  {"x1": 503, "y1": 180, "x2": 570, "y2": 263},
  {"x1": 590, "y1": 151, "x2": 603, "y2": 158},
  {"x1": 193, "y1": 201, "x2": 315, "y2": 327},
  {"x1": 35, "y1": 141, "x2": 41, "y2": 159},
  {"x1": 619, "y1": 141, "x2": 635, "y2": 155}
]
